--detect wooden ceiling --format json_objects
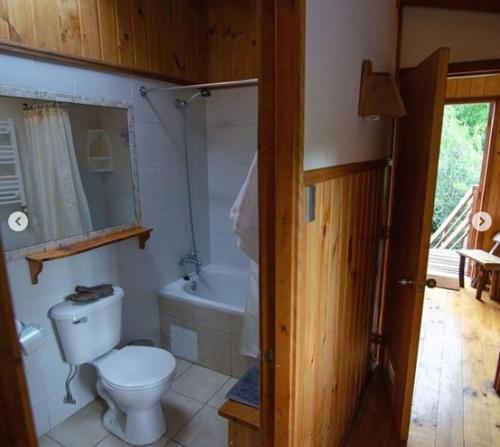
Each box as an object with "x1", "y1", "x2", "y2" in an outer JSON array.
[{"x1": 401, "y1": 0, "x2": 500, "y2": 13}]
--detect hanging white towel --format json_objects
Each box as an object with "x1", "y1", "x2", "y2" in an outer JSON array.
[
  {"x1": 230, "y1": 153, "x2": 259, "y2": 262},
  {"x1": 230, "y1": 152, "x2": 259, "y2": 358}
]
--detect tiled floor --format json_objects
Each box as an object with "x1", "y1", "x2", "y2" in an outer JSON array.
[{"x1": 37, "y1": 358, "x2": 238, "y2": 447}]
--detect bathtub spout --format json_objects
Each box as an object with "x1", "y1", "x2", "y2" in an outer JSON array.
[{"x1": 179, "y1": 250, "x2": 202, "y2": 278}]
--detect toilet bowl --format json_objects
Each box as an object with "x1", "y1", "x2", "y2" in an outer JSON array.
[
  {"x1": 92, "y1": 346, "x2": 176, "y2": 445},
  {"x1": 50, "y1": 287, "x2": 177, "y2": 446}
]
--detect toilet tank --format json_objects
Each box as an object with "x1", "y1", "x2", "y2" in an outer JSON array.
[{"x1": 50, "y1": 287, "x2": 124, "y2": 365}]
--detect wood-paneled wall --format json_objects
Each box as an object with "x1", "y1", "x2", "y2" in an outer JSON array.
[
  {"x1": 0, "y1": 0, "x2": 258, "y2": 84},
  {"x1": 0, "y1": 0, "x2": 206, "y2": 82},
  {"x1": 446, "y1": 74, "x2": 500, "y2": 99},
  {"x1": 206, "y1": 0, "x2": 257, "y2": 82},
  {"x1": 293, "y1": 164, "x2": 385, "y2": 446}
]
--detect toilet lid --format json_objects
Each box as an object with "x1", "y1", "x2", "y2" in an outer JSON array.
[{"x1": 95, "y1": 346, "x2": 176, "y2": 390}]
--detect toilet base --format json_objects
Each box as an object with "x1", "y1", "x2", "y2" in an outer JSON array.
[{"x1": 102, "y1": 405, "x2": 166, "y2": 446}]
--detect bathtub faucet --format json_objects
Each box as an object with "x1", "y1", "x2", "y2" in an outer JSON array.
[{"x1": 179, "y1": 250, "x2": 202, "y2": 279}]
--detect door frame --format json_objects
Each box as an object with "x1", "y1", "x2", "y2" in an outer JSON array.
[
  {"x1": 0, "y1": 2, "x2": 306, "y2": 446},
  {"x1": 0, "y1": 239, "x2": 37, "y2": 447},
  {"x1": 258, "y1": 0, "x2": 305, "y2": 445}
]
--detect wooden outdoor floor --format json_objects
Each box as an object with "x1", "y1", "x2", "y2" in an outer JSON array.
[{"x1": 347, "y1": 285, "x2": 500, "y2": 447}]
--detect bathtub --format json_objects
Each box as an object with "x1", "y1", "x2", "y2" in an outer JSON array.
[
  {"x1": 158, "y1": 264, "x2": 255, "y2": 378},
  {"x1": 159, "y1": 264, "x2": 248, "y2": 314}
]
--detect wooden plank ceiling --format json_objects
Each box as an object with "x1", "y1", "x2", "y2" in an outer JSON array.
[
  {"x1": 0, "y1": 0, "x2": 257, "y2": 84},
  {"x1": 401, "y1": 0, "x2": 500, "y2": 13}
]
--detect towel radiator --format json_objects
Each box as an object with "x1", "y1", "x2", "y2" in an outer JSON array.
[{"x1": 0, "y1": 119, "x2": 27, "y2": 209}]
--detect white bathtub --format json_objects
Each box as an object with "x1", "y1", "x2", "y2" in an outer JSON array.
[
  {"x1": 158, "y1": 264, "x2": 248, "y2": 314},
  {"x1": 158, "y1": 264, "x2": 255, "y2": 377}
]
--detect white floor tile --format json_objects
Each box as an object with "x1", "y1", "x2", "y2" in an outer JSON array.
[
  {"x1": 171, "y1": 365, "x2": 229, "y2": 403},
  {"x1": 165, "y1": 441, "x2": 183, "y2": 447},
  {"x1": 161, "y1": 390, "x2": 204, "y2": 439},
  {"x1": 95, "y1": 433, "x2": 167, "y2": 446},
  {"x1": 206, "y1": 378, "x2": 237, "y2": 410},
  {"x1": 37, "y1": 435, "x2": 63, "y2": 447},
  {"x1": 173, "y1": 406, "x2": 228, "y2": 447},
  {"x1": 47, "y1": 400, "x2": 108, "y2": 447},
  {"x1": 174, "y1": 357, "x2": 193, "y2": 380}
]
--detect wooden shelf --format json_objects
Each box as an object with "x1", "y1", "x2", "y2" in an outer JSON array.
[
  {"x1": 358, "y1": 60, "x2": 406, "y2": 118},
  {"x1": 219, "y1": 400, "x2": 260, "y2": 430},
  {"x1": 25, "y1": 226, "x2": 152, "y2": 285}
]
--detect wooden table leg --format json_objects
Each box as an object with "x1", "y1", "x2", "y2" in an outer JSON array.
[
  {"x1": 495, "y1": 352, "x2": 500, "y2": 396},
  {"x1": 459, "y1": 255, "x2": 465, "y2": 288},
  {"x1": 475, "y1": 267, "x2": 488, "y2": 301},
  {"x1": 490, "y1": 271, "x2": 500, "y2": 302}
]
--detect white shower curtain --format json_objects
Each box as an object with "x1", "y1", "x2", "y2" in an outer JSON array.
[{"x1": 24, "y1": 107, "x2": 93, "y2": 241}]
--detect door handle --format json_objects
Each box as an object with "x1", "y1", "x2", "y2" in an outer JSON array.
[{"x1": 397, "y1": 278, "x2": 437, "y2": 288}]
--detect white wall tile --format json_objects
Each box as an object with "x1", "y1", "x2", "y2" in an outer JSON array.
[
  {"x1": 206, "y1": 127, "x2": 227, "y2": 164},
  {"x1": 46, "y1": 388, "x2": 81, "y2": 428},
  {"x1": 206, "y1": 88, "x2": 257, "y2": 269},
  {"x1": 36, "y1": 61, "x2": 75, "y2": 95},
  {"x1": 156, "y1": 123, "x2": 184, "y2": 167},
  {"x1": 32, "y1": 402, "x2": 50, "y2": 437},
  {"x1": 138, "y1": 168, "x2": 162, "y2": 212},
  {"x1": 0, "y1": 53, "x2": 38, "y2": 87},
  {"x1": 73, "y1": 67, "x2": 132, "y2": 101},
  {"x1": 135, "y1": 122, "x2": 158, "y2": 168}
]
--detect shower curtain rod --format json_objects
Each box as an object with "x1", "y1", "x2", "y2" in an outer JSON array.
[{"x1": 139, "y1": 78, "x2": 258, "y2": 96}]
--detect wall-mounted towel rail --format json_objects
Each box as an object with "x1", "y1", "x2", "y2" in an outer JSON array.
[{"x1": 0, "y1": 119, "x2": 27, "y2": 209}]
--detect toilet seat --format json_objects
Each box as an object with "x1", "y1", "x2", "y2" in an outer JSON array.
[{"x1": 94, "y1": 346, "x2": 176, "y2": 391}]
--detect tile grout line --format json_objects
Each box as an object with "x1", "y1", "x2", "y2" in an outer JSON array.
[
  {"x1": 169, "y1": 377, "x2": 232, "y2": 444},
  {"x1": 44, "y1": 434, "x2": 65, "y2": 447}
]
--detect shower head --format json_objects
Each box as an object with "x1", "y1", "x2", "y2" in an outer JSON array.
[{"x1": 175, "y1": 88, "x2": 211, "y2": 109}]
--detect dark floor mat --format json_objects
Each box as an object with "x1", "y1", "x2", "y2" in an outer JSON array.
[{"x1": 226, "y1": 364, "x2": 259, "y2": 408}]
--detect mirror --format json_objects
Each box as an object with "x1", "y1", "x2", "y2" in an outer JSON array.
[{"x1": 0, "y1": 93, "x2": 139, "y2": 254}]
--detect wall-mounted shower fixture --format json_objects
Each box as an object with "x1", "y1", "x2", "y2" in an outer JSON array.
[{"x1": 175, "y1": 89, "x2": 211, "y2": 109}]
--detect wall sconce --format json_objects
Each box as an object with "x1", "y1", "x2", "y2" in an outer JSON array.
[{"x1": 358, "y1": 60, "x2": 406, "y2": 119}]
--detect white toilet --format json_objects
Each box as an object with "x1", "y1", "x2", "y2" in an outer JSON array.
[{"x1": 50, "y1": 287, "x2": 176, "y2": 446}]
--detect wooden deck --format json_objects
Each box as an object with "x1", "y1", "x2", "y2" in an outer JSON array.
[
  {"x1": 346, "y1": 285, "x2": 500, "y2": 446},
  {"x1": 427, "y1": 248, "x2": 461, "y2": 290}
]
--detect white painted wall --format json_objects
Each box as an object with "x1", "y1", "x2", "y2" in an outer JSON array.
[
  {"x1": 0, "y1": 52, "x2": 208, "y2": 435},
  {"x1": 205, "y1": 87, "x2": 257, "y2": 269},
  {"x1": 401, "y1": 7, "x2": 500, "y2": 68},
  {"x1": 304, "y1": 0, "x2": 398, "y2": 169}
]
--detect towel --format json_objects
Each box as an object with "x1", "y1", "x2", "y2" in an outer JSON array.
[
  {"x1": 230, "y1": 152, "x2": 259, "y2": 358},
  {"x1": 230, "y1": 153, "x2": 259, "y2": 263},
  {"x1": 65, "y1": 284, "x2": 114, "y2": 304}
]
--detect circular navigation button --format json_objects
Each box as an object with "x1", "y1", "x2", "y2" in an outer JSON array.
[
  {"x1": 8, "y1": 211, "x2": 28, "y2": 232},
  {"x1": 471, "y1": 211, "x2": 492, "y2": 232}
]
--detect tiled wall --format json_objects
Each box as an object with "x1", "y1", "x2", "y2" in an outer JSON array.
[
  {"x1": 0, "y1": 53, "x2": 209, "y2": 436},
  {"x1": 205, "y1": 87, "x2": 258, "y2": 269}
]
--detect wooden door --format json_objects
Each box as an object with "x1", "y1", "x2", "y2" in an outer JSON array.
[
  {"x1": 0, "y1": 235, "x2": 37, "y2": 446},
  {"x1": 383, "y1": 48, "x2": 450, "y2": 440}
]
